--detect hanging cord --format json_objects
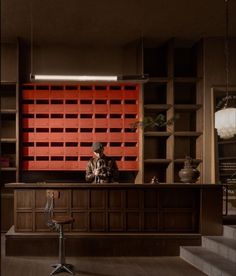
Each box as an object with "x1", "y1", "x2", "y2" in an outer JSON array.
[
  {"x1": 140, "y1": 34, "x2": 144, "y2": 76},
  {"x1": 224, "y1": 0, "x2": 230, "y2": 108},
  {"x1": 30, "y1": 1, "x2": 34, "y2": 77}
]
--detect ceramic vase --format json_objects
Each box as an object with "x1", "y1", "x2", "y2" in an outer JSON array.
[{"x1": 179, "y1": 156, "x2": 200, "y2": 183}]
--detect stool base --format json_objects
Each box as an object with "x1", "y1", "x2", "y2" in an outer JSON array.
[{"x1": 50, "y1": 263, "x2": 74, "y2": 275}]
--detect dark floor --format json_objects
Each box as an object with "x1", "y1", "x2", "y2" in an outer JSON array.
[{"x1": 1, "y1": 235, "x2": 206, "y2": 276}]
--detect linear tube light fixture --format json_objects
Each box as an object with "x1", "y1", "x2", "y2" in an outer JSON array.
[
  {"x1": 30, "y1": 74, "x2": 149, "y2": 82},
  {"x1": 31, "y1": 74, "x2": 118, "y2": 81}
]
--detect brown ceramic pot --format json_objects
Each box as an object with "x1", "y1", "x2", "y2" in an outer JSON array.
[{"x1": 179, "y1": 156, "x2": 200, "y2": 183}]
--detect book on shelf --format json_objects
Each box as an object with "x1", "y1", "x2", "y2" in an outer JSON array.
[
  {"x1": 220, "y1": 168, "x2": 236, "y2": 171},
  {"x1": 220, "y1": 162, "x2": 236, "y2": 166},
  {"x1": 220, "y1": 163, "x2": 236, "y2": 171}
]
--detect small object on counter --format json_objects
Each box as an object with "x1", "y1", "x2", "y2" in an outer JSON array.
[
  {"x1": 179, "y1": 156, "x2": 200, "y2": 183},
  {"x1": 151, "y1": 176, "x2": 159, "y2": 184}
]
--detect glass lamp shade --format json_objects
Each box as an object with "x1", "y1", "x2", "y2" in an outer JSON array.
[{"x1": 215, "y1": 107, "x2": 236, "y2": 139}]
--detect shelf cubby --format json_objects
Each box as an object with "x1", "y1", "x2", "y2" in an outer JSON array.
[
  {"x1": 174, "y1": 82, "x2": 196, "y2": 104},
  {"x1": 174, "y1": 46, "x2": 197, "y2": 77},
  {"x1": 0, "y1": 83, "x2": 16, "y2": 110},
  {"x1": 1, "y1": 142, "x2": 16, "y2": 167},
  {"x1": 174, "y1": 109, "x2": 197, "y2": 132},
  {"x1": 144, "y1": 45, "x2": 168, "y2": 77},
  {"x1": 144, "y1": 162, "x2": 170, "y2": 183},
  {"x1": 143, "y1": 82, "x2": 167, "y2": 104},
  {"x1": 143, "y1": 109, "x2": 168, "y2": 132},
  {"x1": 144, "y1": 136, "x2": 168, "y2": 159},
  {"x1": 1, "y1": 113, "x2": 16, "y2": 139},
  {"x1": 174, "y1": 136, "x2": 199, "y2": 159}
]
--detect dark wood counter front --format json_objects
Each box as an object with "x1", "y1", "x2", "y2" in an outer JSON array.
[{"x1": 5, "y1": 183, "x2": 223, "y2": 256}]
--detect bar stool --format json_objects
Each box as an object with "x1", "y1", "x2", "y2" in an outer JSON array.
[{"x1": 44, "y1": 190, "x2": 75, "y2": 275}]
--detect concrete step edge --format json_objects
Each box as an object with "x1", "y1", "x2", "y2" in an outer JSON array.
[
  {"x1": 180, "y1": 246, "x2": 236, "y2": 276},
  {"x1": 223, "y1": 225, "x2": 236, "y2": 240},
  {"x1": 202, "y1": 236, "x2": 236, "y2": 263}
]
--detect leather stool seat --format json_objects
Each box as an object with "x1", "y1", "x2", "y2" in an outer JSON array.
[{"x1": 52, "y1": 216, "x2": 74, "y2": 225}]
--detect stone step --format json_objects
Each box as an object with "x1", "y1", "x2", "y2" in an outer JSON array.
[
  {"x1": 180, "y1": 246, "x2": 236, "y2": 276},
  {"x1": 223, "y1": 225, "x2": 236, "y2": 240},
  {"x1": 202, "y1": 236, "x2": 236, "y2": 263}
]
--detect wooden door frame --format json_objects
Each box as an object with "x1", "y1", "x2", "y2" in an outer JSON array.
[{"x1": 211, "y1": 86, "x2": 236, "y2": 183}]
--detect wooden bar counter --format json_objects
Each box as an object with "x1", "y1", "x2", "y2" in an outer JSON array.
[{"x1": 5, "y1": 183, "x2": 223, "y2": 256}]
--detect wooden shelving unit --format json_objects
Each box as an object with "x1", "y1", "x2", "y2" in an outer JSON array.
[
  {"x1": 142, "y1": 40, "x2": 203, "y2": 183},
  {"x1": 0, "y1": 81, "x2": 19, "y2": 232}
]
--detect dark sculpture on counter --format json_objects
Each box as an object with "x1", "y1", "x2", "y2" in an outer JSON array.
[{"x1": 179, "y1": 156, "x2": 200, "y2": 183}]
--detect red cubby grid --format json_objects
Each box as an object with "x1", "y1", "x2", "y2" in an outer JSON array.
[{"x1": 22, "y1": 83, "x2": 140, "y2": 171}]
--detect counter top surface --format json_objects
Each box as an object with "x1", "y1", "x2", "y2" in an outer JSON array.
[{"x1": 5, "y1": 182, "x2": 222, "y2": 189}]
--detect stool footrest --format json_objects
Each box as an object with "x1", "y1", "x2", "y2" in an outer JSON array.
[{"x1": 50, "y1": 263, "x2": 74, "y2": 275}]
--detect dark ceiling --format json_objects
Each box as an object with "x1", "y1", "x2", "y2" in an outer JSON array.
[{"x1": 1, "y1": 0, "x2": 236, "y2": 46}]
